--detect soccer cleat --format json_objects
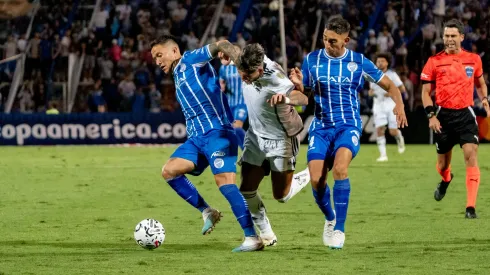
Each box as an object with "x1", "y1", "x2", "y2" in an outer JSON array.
[
  {"x1": 376, "y1": 156, "x2": 388, "y2": 162},
  {"x1": 323, "y1": 219, "x2": 336, "y2": 246},
  {"x1": 232, "y1": 236, "x2": 265, "y2": 252},
  {"x1": 398, "y1": 136, "x2": 406, "y2": 154},
  {"x1": 328, "y1": 230, "x2": 345, "y2": 249},
  {"x1": 201, "y1": 207, "x2": 222, "y2": 235},
  {"x1": 260, "y1": 232, "x2": 278, "y2": 247},
  {"x1": 434, "y1": 173, "x2": 454, "y2": 201},
  {"x1": 465, "y1": 207, "x2": 478, "y2": 219}
]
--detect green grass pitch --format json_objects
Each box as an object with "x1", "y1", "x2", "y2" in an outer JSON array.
[{"x1": 0, "y1": 144, "x2": 489, "y2": 274}]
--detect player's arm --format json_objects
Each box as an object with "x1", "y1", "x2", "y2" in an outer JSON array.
[
  {"x1": 377, "y1": 76, "x2": 404, "y2": 105},
  {"x1": 219, "y1": 79, "x2": 226, "y2": 92},
  {"x1": 267, "y1": 90, "x2": 308, "y2": 106},
  {"x1": 208, "y1": 40, "x2": 240, "y2": 63},
  {"x1": 476, "y1": 75, "x2": 489, "y2": 117}
]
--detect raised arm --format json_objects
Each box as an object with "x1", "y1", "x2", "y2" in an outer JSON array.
[{"x1": 208, "y1": 40, "x2": 240, "y2": 63}]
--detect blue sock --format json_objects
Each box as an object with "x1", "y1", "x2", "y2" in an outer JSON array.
[
  {"x1": 235, "y1": 128, "x2": 245, "y2": 150},
  {"x1": 166, "y1": 176, "x2": 209, "y2": 212},
  {"x1": 333, "y1": 178, "x2": 351, "y2": 232},
  {"x1": 219, "y1": 184, "x2": 256, "y2": 237},
  {"x1": 312, "y1": 184, "x2": 336, "y2": 221}
]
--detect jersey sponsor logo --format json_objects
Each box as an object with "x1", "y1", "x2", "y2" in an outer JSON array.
[
  {"x1": 211, "y1": 150, "x2": 226, "y2": 158},
  {"x1": 465, "y1": 66, "x2": 474, "y2": 78},
  {"x1": 214, "y1": 158, "x2": 224, "y2": 168},
  {"x1": 319, "y1": 76, "x2": 352, "y2": 83},
  {"x1": 347, "y1": 62, "x2": 358, "y2": 72},
  {"x1": 421, "y1": 73, "x2": 429, "y2": 79}
]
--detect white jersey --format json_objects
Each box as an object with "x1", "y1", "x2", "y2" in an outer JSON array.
[
  {"x1": 242, "y1": 55, "x2": 303, "y2": 139},
  {"x1": 370, "y1": 69, "x2": 403, "y2": 111}
]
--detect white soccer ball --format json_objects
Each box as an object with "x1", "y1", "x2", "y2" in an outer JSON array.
[
  {"x1": 269, "y1": 0, "x2": 279, "y2": 11},
  {"x1": 134, "y1": 218, "x2": 166, "y2": 250}
]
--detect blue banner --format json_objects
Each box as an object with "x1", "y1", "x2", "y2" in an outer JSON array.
[{"x1": 0, "y1": 112, "x2": 187, "y2": 146}]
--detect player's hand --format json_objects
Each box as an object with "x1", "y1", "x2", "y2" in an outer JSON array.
[
  {"x1": 428, "y1": 117, "x2": 442, "y2": 133},
  {"x1": 482, "y1": 99, "x2": 490, "y2": 118},
  {"x1": 267, "y1": 94, "x2": 288, "y2": 106},
  {"x1": 218, "y1": 51, "x2": 231, "y2": 66},
  {"x1": 289, "y1": 67, "x2": 303, "y2": 88},
  {"x1": 393, "y1": 104, "x2": 408, "y2": 128}
]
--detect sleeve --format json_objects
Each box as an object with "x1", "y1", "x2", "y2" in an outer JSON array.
[
  {"x1": 474, "y1": 55, "x2": 483, "y2": 79},
  {"x1": 301, "y1": 54, "x2": 313, "y2": 88},
  {"x1": 420, "y1": 57, "x2": 435, "y2": 82},
  {"x1": 391, "y1": 72, "x2": 404, "y2": 87},
  {"x1": 219, "y1": 66, "x2": 225, "y2": 80},
  {"x1": 275, "y1": 75, "x2": 295, "y2": 96},
  {"x1": 362, "y1": 55, "x2": 384, "y2": 83},
  {"x1": 181, "y1": 44, "x2": 213, "y2": 65}
]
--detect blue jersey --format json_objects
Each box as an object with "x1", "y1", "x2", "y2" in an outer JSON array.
[
  {"x1": 173, "y1": 45, "x2": 234, "y2": 138},
  {"x1": 301, "y1": 48, "x2": 384, "y2": 131},
  {"x1": 219, "y1": 64, "x2": 244, "y2": 108}
]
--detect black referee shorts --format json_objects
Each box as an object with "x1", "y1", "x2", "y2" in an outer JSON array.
[{"x1": 434, "y1": 107, "x2": 479, "y2": 154}]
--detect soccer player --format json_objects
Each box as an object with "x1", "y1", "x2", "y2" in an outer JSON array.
[
  {"x1": 150, "y1": 35, "x2": 263, "y2": 252},
  {"x1": 420, "y1": 19, "x2": 489, "y2": 219},
  {"x1": 219, "y1": 45, "x2": 247, "y2": 149},
  {"x1": 291, "y1": 17, "x2": 407, "y2": 249},
  {"x1": 227, "y1": 43, "x2": 311, "y2": 246},
  {"x1": 368, "y1": 52, "x2": 407, "y2": 162}
]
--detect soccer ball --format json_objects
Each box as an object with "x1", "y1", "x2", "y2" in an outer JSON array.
[{"x1": 134, "y1": 218, "x2": 166, "y2": 250}]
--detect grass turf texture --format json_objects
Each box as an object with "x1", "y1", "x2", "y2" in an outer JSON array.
[{"x1": 0, "y1": 145, "x2": 489, "y2": 274}]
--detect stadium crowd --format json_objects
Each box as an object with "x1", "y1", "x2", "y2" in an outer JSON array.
[{"x1": 0, "y1": 0, "x2": 489, "y2": 114}]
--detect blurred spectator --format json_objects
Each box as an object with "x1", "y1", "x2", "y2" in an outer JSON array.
[{"x1": 149, "y1": 83, "x2": 161, "y2": 113}]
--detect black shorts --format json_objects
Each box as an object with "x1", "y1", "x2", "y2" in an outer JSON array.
[{"x1": 434, "y1": 107, "x2": 479, "y2": 154}]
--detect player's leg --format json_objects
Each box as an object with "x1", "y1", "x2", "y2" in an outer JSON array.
[
  {"x1": 238, "y1": 130, "x2": 275, "y2": 246},
  {"x1": 459, "y1": 110, "x2": 480, "y2": 218},
  {"x1": 374, "y1": 110, "x2": 388, "y2": 161},
  {"x1": 233, "y1": 105, "x2": 248, "y2": 150},
  {"x1": 388, "y1": 109, "x2": 405, "y2": 154},
  {"x1": 433, "y1": 127, "x2": 456, "y2": 201},
  {"x1": 329, "y1": 127, "x2": 362, "y2": 249},
  {"x1": 307, "y1": 131, "x2": 336, "y2": 246},
  {"x1": 203, "y1": 129, "x2": 263, "y2": 252},
  {"x1": 162, "y1": 140, "x2": 219, "y2": 235}
]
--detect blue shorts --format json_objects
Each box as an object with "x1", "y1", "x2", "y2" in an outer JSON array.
[
  {"x1": 171, "y1": 129, "x2": 238, "y2": 176},
  {"x1": 307, "y1": 126, "x2": 362, "y2": 166},
  {"x1": 231, "y1": 104, "x2": 248, "y2": 122}
]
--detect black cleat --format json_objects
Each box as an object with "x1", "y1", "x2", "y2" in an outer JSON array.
[
  {"x1": 434, "y1": 173, "x2": 454, "y2": 201},
  {"x1": 465, "y1": 207, "x2": 478, "y2": 219}
]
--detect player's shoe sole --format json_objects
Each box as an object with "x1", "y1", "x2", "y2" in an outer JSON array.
[
  {"x1": 232, "y1": 236, "x2": 265, "y2": 252},
  {"x1": 434, "y1": 173, "x2": 453, "y2": 201},
  {"x1": 201, "y1": 209, "x2": 222, "y2": 235}
]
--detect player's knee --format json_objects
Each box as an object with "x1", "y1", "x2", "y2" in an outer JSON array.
[
  {"x1": 161, "y1": 164, "x2": 177, "y2": 180},
  {"x1": 332, "y1": 163, "x2": 348, "y2": 180},
  {"x1": 464, "y1": 151, "x2": 478, "y2": 166},
  {"x1": 389, "y1": 129, "x2": 399, "y2": 136}
]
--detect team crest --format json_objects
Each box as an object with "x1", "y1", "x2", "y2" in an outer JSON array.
[
  {"x1": 180, "y1": 64, "x2": 186, "y2": 72},
  {"x1": 465, "y1": 66, "x2": 474, "y2": 78},
  {"x1": 347, "y1": 62, "x2": 358, "y2": 72}
]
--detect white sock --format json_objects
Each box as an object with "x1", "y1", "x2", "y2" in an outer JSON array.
[
  {"x1": 393, "y1": 130, "x2": 403, "y2": 144},
  {"x1": 376, "y1": 136, "x2": 387, "y2": 157},
  {"x1": 241, "y1": 191, "x2": 272, "y2": 234},
  {"x1": 278, "y1": 168, "x2": 310, "y2": 203}
]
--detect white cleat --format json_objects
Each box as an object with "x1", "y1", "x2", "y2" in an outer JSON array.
[
  {"x1": 201, "y1": 207, "x2": 222, "y2": 235},
  {"x1": 260, "y1": 232, "x2": 278, "y2": 246},
  {"x1": 398, "y1": 140, "x2": 406, "y2": 154},
  {"x1": 323, "y1": 219, "x2": 336, "y2": 246},
  {"x1": 376, "y1": 156, "x2": 388, "y2": 162},
  {"x1": 328, "y1": 230, "x2": 345, "y2": 249},
  {"x1": 232, "y1": 236, "x2": 265, "y2": 252}
]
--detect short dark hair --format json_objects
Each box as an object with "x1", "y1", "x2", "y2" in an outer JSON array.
[
  {"x1": 326, "y1": 17, "x2": 350, "y2": 35},
  {"x1": 375, "y1": 52, "x2": 392, "y2": 67},
  {"x1": 236, "y1": 43, "x2": 265, "y2": 73},
  {"x1": 443, "y1": 19, "x2": 464, "y2": 34},
  {"x1": 150, "y1": 35, "x2": 178, "y2": 48}
]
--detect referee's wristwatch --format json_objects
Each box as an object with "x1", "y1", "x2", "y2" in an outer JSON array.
[
  {"x1": 482, "y1": 97, "x2": 489, "y2": 104},
  {"x1": 427, "y1": 112, "x2": 435, "y2": 119}
]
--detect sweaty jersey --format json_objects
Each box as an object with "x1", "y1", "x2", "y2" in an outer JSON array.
[
  {"x1": 173, "y1": 45, "x2": 233, "y2": 138},
  {"x1": 420, "y1": 50, "x2": 483, "y2": 109},
  {"x1": 242, "y1": 55, "x2": 303, "y2": 139},
  {"x1": 219, "y1": 64, "x2": 244, "y2": 108},
  {"x1": 370, "y1": 69, "x2": 403, "y2": 109},
  {"x1": 302, "y1": 48, "x2": 384, "y2": 131}
]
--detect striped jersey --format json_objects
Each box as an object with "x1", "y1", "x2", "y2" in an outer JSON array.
[
  {"x1": 173, "y1": 45, "x2": 234, "y2": 138},
  {"x1": 219, "y1": 64, "x2": 244, "y2": 107},
  {"x1": 301, "y1": 48, "x2": 384, "y2": 131}
]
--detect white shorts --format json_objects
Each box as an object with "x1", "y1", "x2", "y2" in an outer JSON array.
[
  {"x1": 373, "y1": 104, "x2": 397, "y2": 129},
  {"x1": 240, "y1": 130, "x2": 299, "y2": 172}
]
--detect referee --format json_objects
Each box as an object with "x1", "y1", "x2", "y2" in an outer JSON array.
[{"x1": 421, "y1": 19, "x2": 489, "y2": 219}]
